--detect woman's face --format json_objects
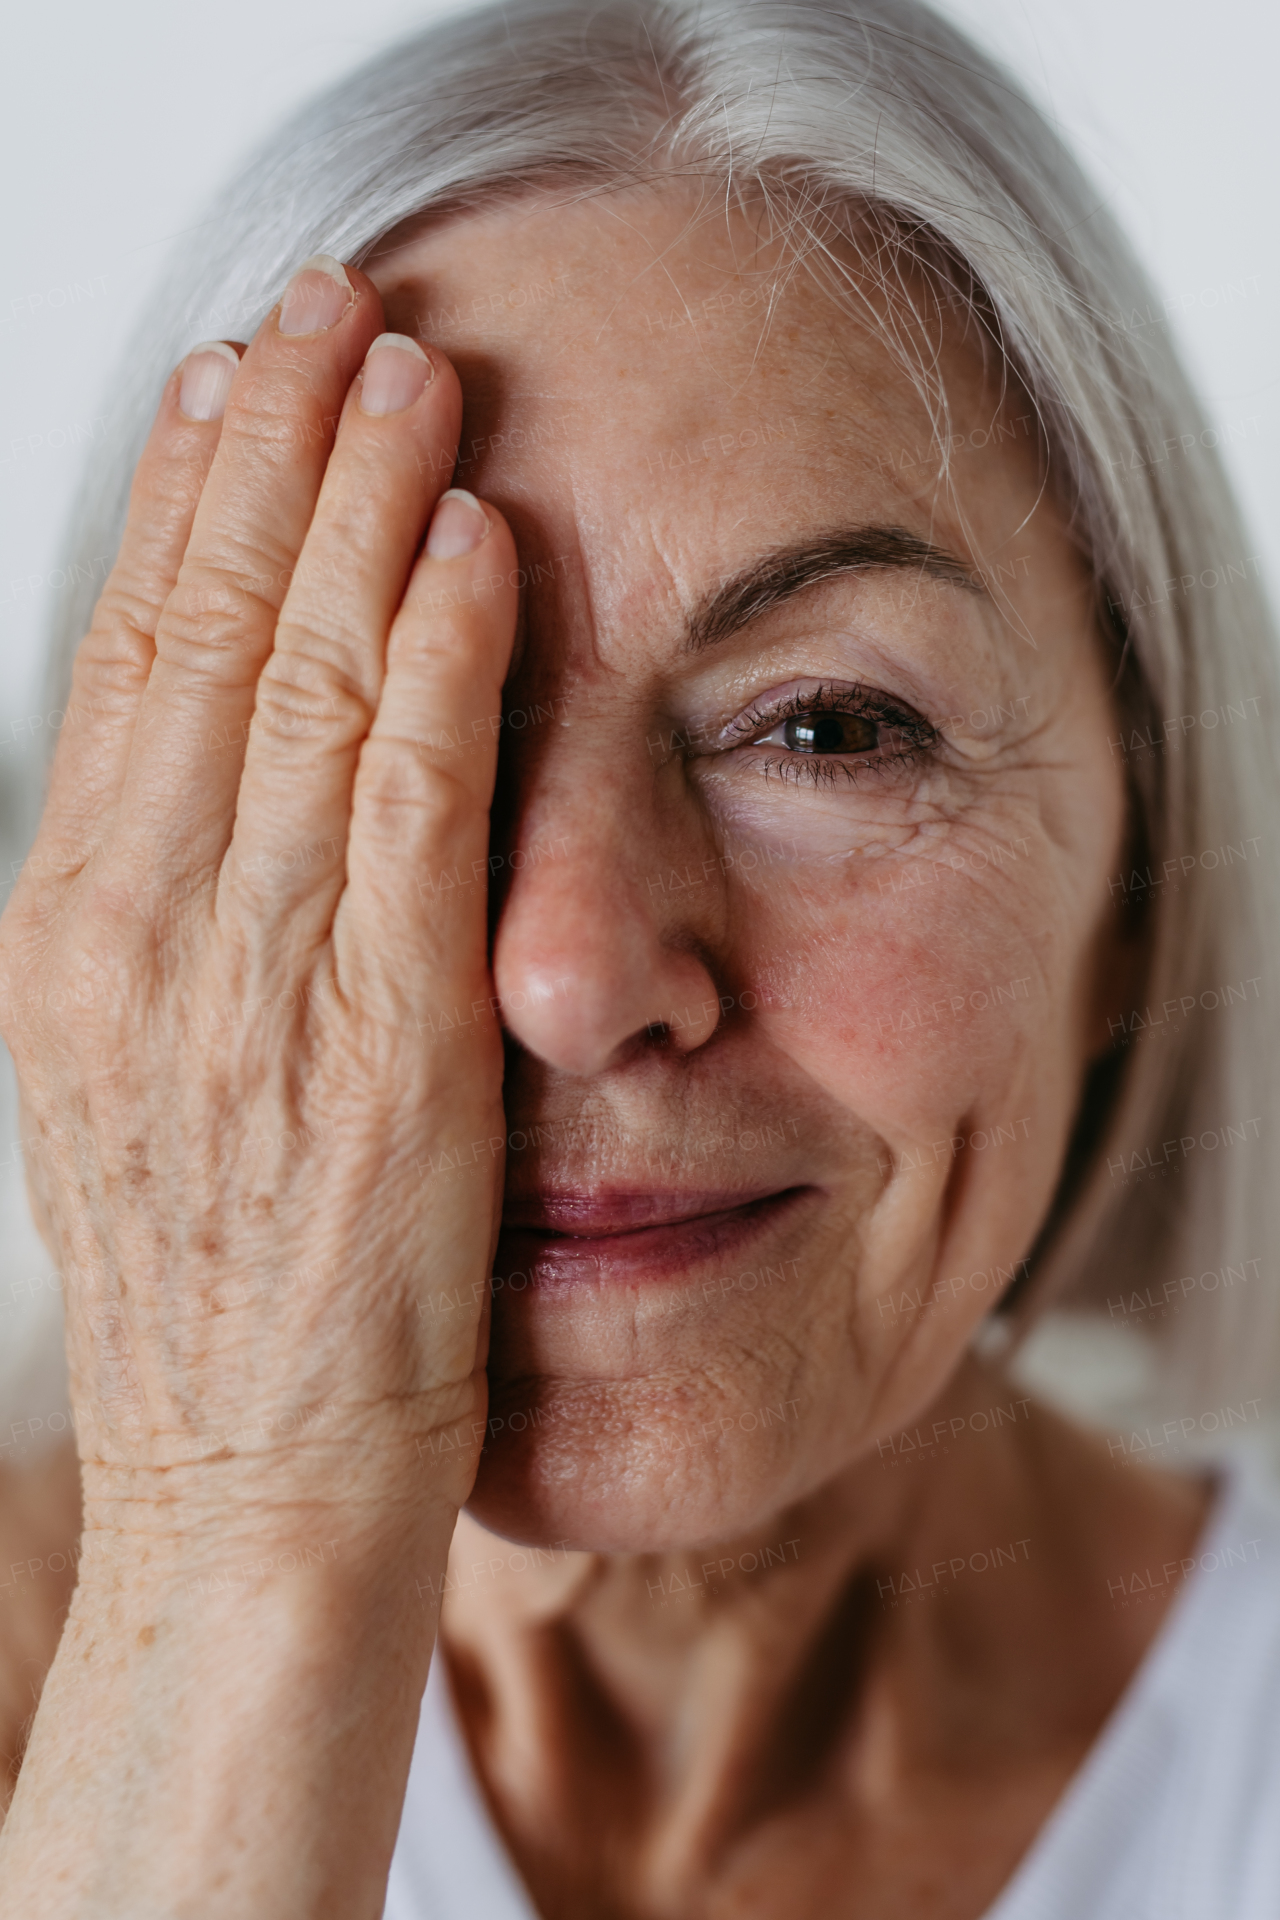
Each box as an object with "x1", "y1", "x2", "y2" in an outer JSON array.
[{"x1": 372, "y1": 189, "x2": 1127, "y2": 1552}]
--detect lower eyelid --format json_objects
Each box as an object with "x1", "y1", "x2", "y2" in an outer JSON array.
[{"x1": 749, "y1": 743, "x2": 932, "y2": 787}]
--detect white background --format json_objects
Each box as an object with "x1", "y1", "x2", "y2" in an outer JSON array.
[
  {"x1": 0, "y1": 0, "x2": 1276, "y2": 1425},
  {"x1": 3, "y1": 0, "x2": 1277, "y2": 722}
]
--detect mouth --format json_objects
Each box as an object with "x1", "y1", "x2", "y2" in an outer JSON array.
[{"x1": 494, "y1": 1185, "x2": 816, "y2": 1290}]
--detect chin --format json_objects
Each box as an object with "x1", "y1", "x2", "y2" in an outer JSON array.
[
  {"x1": 461, "y1": 1174, "x2": 910, "y2": 1551},
  {"x1": 464, "y1": 1372, "x2": 827, "y2": 1555}
]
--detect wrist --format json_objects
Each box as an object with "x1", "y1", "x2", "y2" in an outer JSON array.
[
  {"x1": 75, "y1": 1477, "x2": 462, "y2": 1609},
  {"x1": 75, "y1": 1386, "x2": 486, "y2": 1570},
  {"x1": 1, "y1": 1490, "x2": 457, "y2": 1915}
]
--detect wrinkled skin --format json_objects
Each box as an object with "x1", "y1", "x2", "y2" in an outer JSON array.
[
  {"x1": 0, "y1": 187, "x2": 1209, "y2": 1919},
  {"x1": 369, "y1": 190, "x2": 1126, "y2": 1551},
  {"x1": 1, "y1": 261, "x2": 514, "y2": 1545}
]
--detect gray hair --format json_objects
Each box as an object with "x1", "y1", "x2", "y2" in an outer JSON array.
[{"x1": 47, "y1": 0, "x2": 1280, "y2": 1419}]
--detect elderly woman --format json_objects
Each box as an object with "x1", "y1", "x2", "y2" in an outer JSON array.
[{"x1": 0, "y1": 0, "x2": 1277, "y2": 1913}]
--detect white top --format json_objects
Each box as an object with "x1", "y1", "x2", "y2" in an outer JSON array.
[{"x1": 384, "y1": 1455, "x2": 1280, "y2": 1920}]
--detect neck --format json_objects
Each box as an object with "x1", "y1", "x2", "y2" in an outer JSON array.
[{"x1": 439, "y1": 1353, "x2": 1212, "y2": 1908}]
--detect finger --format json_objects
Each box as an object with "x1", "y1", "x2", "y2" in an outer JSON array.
[
  {"x1": 112, "y1": 257, "x2": 382, "y2": 902},
  {"x1": 221, "y1": 334, "x2": 463, "y2": 947},
  {"x1": 334, "y1": 490, "x2": 520, "y2": 1025},
  {"x1": 28, "y1": 344, "x2": 240, "y2": 875}
]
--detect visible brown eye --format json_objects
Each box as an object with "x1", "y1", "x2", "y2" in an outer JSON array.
[
  {"x1": 777, "y1": 712, "x2": 879, "y2": 754},
  {"x1": 725, "y1": 682, "x2": 939, "y2": 789}
]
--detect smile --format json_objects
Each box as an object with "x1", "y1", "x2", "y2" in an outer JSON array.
[{"x1": 495, "y1": 1186, "x2": 816, "y2": 1289}]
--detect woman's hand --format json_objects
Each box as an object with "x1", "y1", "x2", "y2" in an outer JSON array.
[
  {"x1": 1, "y1": 253, "x2": 516, "y2": 1536},
  {"x1": 0, "y1": 257, "x2": 519, "y2": 1910}
]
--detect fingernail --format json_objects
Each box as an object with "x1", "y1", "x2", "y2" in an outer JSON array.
[
  {"x1": 360, "y1": 334, "x2": 432, "y2": 416},
  {"x1": 278, "y1": 254, "x2": 353, "y2": 336},
  {"x1": 178, "y1": 341, "x2": 239, "y2": 421},
  {"x1": 426, "y1": 489, "x2": 489, "y2": 559}
]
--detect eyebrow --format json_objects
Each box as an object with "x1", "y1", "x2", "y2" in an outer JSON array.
[{"x1": 683, "y1": 525, "x2": 983, "y2": 654}]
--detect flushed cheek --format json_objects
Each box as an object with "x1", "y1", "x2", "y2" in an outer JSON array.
[
  {"x1": 732, "y1": 864, "x2": 1093, "y2": 1334},
  {"x1": 737, "y1": 864, "x2": 1070, "y2": 1152}
]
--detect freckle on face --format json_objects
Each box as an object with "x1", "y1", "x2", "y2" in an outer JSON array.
[{"x1": 372, "y1": 188, "x2": 1126, "y2": 1554}]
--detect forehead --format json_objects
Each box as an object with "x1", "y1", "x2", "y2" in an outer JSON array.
[
  {"x1": 376, "y1": 190, "x2": 891, "y2": 394},
  {"x1": 366, "y1": 190, "x2": 1081, "y2": 715},
  {"x1": 370, "y1": 188, "x2": 1034, "y2": 535}
]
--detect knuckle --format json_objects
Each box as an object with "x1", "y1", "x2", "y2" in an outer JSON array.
[
  {"x1": 155, "y1": 601, "x2": 265, "y2": 687},
  {"x1": 2, "y1": 842, "x2": 96, "y2": 932},
  {"x1": 308, "y1": 475, "x2": 410, "y2": 566},
  {"x1": 156, "y1": 558, "x2": 285, "y2": 682},
  {"x1": 353, "y1": 736, "x2": 477, "y2": 846},
  {"x1": 71, "y1": 602, "x2": 156, "y2": 702},
  {"x1": 398, "y1": 594, "x2": 486, "y2": 651},
  {"x1": 0, "y1": 900, "x2": 130, "y2": 1062},
  {"x1": 174, "y1": 536, "x2": 295, "y2": 614},
  {"x1": 253, "y1": 642, "x2": 374, "y2": 751},
  {"x1": 222, "y1": 372, "x2": 337, "y2": 464},
  {"x1": 386, "y1": 614, "x2": 507, "y2": 712},
  {"x1": 126, "y1": 451, "x2": 207, "y2": 541}
]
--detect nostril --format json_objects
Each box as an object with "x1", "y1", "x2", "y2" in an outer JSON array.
[{"x1": 491, "y1": 859, "x2": 725, "y2": 1074}]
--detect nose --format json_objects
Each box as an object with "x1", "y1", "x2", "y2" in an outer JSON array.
[{"x1": 490, "y1": 824, "x2": 722, "y2": 1076}]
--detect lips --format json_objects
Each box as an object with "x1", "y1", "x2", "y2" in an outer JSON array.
[
  {"x1": 494, "y1": 1185, "x2": 814, "y2": 1289},
  {"x1": 503, "y1": 1188, "x2": 785, "y2": 1234}
]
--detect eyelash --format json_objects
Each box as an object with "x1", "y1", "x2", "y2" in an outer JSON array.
[{"x1": 725, "y1": 683, "x2": 940, "y2": 789}]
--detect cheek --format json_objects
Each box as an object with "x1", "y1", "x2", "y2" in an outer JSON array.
[
  {"x1": 725, "y1": 858, "x2": 1093, "y2": 1391},
  {"x1": 738, "y1": 854, "x2": 1078, "y2": 1151}
]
